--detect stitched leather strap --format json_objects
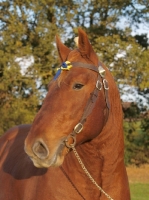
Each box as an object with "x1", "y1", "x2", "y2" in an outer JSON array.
[
  {"x1": 71, "y1": 62, "x2": 99, "y2": 73},
  {"x1": 64, "y1": 61, "x2": 110, "y2": 148}
]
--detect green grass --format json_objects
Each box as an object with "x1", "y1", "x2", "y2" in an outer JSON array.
[{"x1": 130, "y1": 183, "x2": 149, "y2": 200}]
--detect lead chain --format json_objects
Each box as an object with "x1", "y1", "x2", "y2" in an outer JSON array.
[{"x1": 71, "y1": 146, "x2": 114, "y2": 200}]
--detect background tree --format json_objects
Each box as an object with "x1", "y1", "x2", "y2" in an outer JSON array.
[
  {"x1": 123, "y1": 106, "x2": 149, "y2": 166},
  {"x1": 0, "y1": 0, "x2": 77, "y2": 134}
]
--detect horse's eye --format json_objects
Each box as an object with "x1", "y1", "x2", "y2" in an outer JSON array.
[{"x1": 73, "y1": 83, "x2": 84, "y2": 90}]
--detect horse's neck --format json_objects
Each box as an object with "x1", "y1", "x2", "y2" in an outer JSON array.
[
  {"x1": 91, "y1": 91, "x2": 126, "y2": 195},
  {"x1": 96, "y1": 78, "x2": 124, "y2": 164},
  {"x1": 62, "y1": 113, "x2": 125, "y2": 199},
  {"x1": 62, "y1": 81, "x2": 129, "y2": 199},
  {"x1": 62, "y1": 142, "x2": 103, "y2": 199}
]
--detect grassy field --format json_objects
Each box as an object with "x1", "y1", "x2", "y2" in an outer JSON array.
[
  {"x1": 129, "y1": 183, "x2": 149, "y2": 200},
  {"x1": 126, "y1": 165, "x2": 149, "y2": 200}
]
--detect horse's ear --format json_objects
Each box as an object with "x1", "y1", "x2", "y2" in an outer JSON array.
[
  {"x1": 78, "y1": 28, "x2": 98, "y2": 63},
  {"x1": 56, "y1": 35, "x2": 71, "y2": 62}
]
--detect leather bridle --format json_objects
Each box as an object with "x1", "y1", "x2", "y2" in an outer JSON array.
[
  {"x1": 55, "y1": 61, "x2": 110, "y2": 148},
  {"x1": 56, "y1": 60, "x2": 113, "y2": 199}
]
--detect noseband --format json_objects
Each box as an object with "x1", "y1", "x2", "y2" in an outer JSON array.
[{"x1": 54, "y1": 60, "x2": 110, "y2": 148}]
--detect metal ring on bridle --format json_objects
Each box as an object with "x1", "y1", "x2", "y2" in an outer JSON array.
[
  {"x1": 96, "y1": 80, "x2": 102, "y2": 90},
  {"x1": 103, "y1": 79, "x2": 109, "y2": 90},
  {"x1": 65, "y1": 135, "x2": 76, "y2": 148}
]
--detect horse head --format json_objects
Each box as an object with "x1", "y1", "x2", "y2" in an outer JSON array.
[{"x1": 24, "y1": 28, "x2": 115, "y2": 168}]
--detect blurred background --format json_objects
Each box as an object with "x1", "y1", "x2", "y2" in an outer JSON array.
[{"x1": 0, "y1": 1, "x2": 149, "y2": 199}]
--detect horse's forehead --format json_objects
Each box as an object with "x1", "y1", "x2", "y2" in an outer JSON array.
[
  {"x1": 56, "y1": 67, "x2": 93, "y2": 88},
  {"x1": 51, "y1": 48, "x2": 98, "y2": 87},
  {"x1": 67, "y1": 49, "x2": 84, "y2": 62},
  {"x1": 68, "y1": 49, "x2": 79, "y2": 57},
  {"x1": 67, "y1": 49, "x2": 98, "y2": 67}
]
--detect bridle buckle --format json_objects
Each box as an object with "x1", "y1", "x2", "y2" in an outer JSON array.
[
  {"x1": 98, "y1": 66, "x2": 105, "y2": 77},
  {"x1": 74, "y1": 123, "x2": 83, "y2": 134},
  {"x1": 103, "y1": 79, "x2": 109, "y2": 90},
  {"x1": 96, "y1": 80, "x2": 102, "y2": 90}
]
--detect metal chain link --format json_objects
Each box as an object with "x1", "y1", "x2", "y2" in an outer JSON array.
[{"x1": 71, "y1": 146, "x2": 114, "y2": 200}]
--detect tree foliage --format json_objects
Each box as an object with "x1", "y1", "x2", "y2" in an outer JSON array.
[
  {"x1": 63, "y1": 0, "x2": 149, "y2": 107},
  {"x1": 0, "y1": 0, "x2": 72, "y2": 133},
  {"x1": 124, "y1": 115, "x2": 149, "y2": 166}
]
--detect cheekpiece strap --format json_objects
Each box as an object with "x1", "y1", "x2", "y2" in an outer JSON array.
[
  {"x1": 63, "y1": 60, "x2": 110, "y2": 148},
  {"x1": 98, "y1": 64, "x2": 110, "y2": 109}
]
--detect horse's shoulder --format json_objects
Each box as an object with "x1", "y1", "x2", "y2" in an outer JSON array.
[{"x1": 0, "y1": 124, "x2": 31, "y2": 154}]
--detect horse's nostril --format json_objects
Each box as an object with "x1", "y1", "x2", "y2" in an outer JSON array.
[{"x1": 32, "y1": 140, "x2": 49, "y2": 160}]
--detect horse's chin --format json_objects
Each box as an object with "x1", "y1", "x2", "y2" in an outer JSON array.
[{"x1": 30, "y1": 150, "x2": 67, "y2": 168}]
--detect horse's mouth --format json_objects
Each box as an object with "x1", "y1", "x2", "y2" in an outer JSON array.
[
  {"x1": 25, "y1": 142, "x2": 69, "y2": 168},
  {"x1": 30, "y1": 153, "x2": 57, "y2": 168}
]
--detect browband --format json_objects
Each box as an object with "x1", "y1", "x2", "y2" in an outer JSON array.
[{"x1": 54, "y1": 60, "x2": 110, "y2": 110}]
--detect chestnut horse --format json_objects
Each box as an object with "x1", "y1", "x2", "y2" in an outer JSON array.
[{"x1": 0, "y1": 28, "x2": 130, "y2": 200}]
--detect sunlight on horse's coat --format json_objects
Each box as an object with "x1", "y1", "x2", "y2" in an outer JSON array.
[{"x1": 0, "y1": 28, "x2": 130, "y2": 200}]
